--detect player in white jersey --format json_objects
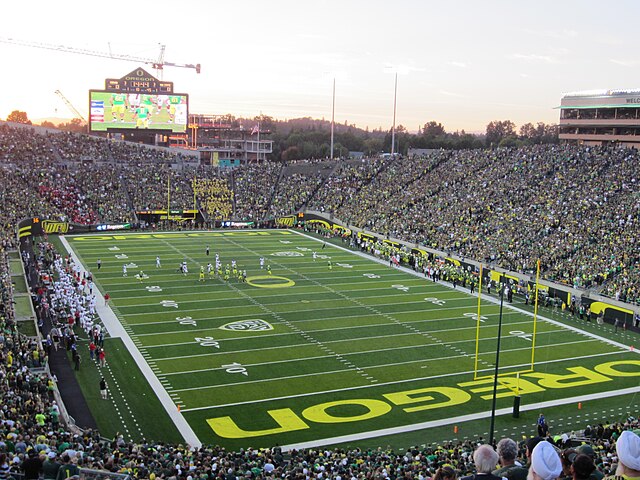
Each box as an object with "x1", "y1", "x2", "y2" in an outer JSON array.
[
  {"x1": 122, "y1": 264, "x2": 128, "y2": 277},
  {"x1": 156, "y1": 256, "x2": 161, "y2": 268},
  {"x1": 155, "y1": 95, "x2": 169, "y2": 115},
  {"x1": 231, "y1": 260, "x2": 236, "y2": 269},
  {"x1": 259, "y1": 257, "x2": 265, "y2": 269},
  {"x1": 312, "y1": 252, "x2": 317, "y2": 261},
  {"x1": 207, "y1": 262, "x2": 213, "y2": 274},
  {"x1": 181, "y1": 261, "x2": 188, "y2": 275},
  {"x1": 128, "y1": 93, "x2": 141, "y2": 112}
]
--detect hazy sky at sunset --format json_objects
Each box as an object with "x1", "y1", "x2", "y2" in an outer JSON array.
[{"x1": 3, "y1": 0, "x2": 640, "y2": 132}]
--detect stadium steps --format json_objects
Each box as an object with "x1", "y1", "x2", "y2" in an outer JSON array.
[
  {"x1": 118, "y1": 175, "x2": 138, "y2": 223},
  {"x1": 44, "y1": 135, "x2": 64, "y2": 163},
  {"x1": 261, "y1": 162, "x2": 285, "y2": 221},
  {"x1": 298, "y1": 161, "x2": 340, "y2": 212}
]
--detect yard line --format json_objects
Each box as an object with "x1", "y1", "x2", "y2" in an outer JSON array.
[
  {"x1": 131, "y1": 309, "x2": 519, "y2": 336},
  {"x1": 160, "y1": 337, "x2": 599, "y2": 377},
  {"x1": 179, "y1": 349, "x2": 625, "y2": 412},
  {"x1": 148, "y1": 312, "x2": 535, "y2": 362},
  {"x1": 128, "y1": 302, "x2": 514, "y2": 325},
  {"x1": 156, "y1": 237, "x2": 367, "y2": 383},
  {"x1": 144, "y1": 316, "x2": 559, "y2": 351},
  {"x1": 278, "y1": 385, "x2": 640, "y2": 451},
  {"x1": 120, "y1": 298, "x2": 498, "y2": 317},
  {"x1": 97, "y1": 281, "x2": 459, "y2": 300},
  {"x1": 294, "y1": 230, "x2": 639, "y2": 353}
]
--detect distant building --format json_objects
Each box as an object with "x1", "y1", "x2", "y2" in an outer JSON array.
[
  {"x1": 559, "y1": 89, "x2": 640, "y2": 148},
  {"x1": 185, "y1": 114, "x2": 273, "y2": 167}
]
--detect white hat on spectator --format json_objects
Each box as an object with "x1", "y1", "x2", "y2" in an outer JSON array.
[
  {"x1": 531, "y1": 441, "x2": 562, "y2": 480},
  {"x1": 617, "y1": 430, "x2": 640, "y2": 471}
]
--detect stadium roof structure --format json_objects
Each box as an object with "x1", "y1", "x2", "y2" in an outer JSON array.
[{"x1": 562, "y1": 88, "x2": 640, "y2": 98}]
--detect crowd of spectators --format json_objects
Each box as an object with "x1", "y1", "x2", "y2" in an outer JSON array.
[
  {"x1": 3, "y1": 124, "x2": 640, "y2": 480},
  {"x1": 193, "y1": 177, "x2": 233, "y2": 220},
  {"x1": 232, "y1": 162, "x2": 282, "y2": 222},
  {"x1": 2, "y1": 124, "x2": 640, "y2": 302},
  {"x1": 270, "y1": 169, "x2": 327, "y2": 218}
]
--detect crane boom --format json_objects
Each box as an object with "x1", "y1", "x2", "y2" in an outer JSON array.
[
  {"x1": 54, "y1": 90, "x2": 86, "y2": 123},
  {"x1": 0, "y1": 37, "x2": 201, "y2": 73}
]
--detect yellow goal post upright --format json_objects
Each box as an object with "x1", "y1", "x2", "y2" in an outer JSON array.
[{"x1": 472, "y1": 260, "x2": 541, "y2": 383}]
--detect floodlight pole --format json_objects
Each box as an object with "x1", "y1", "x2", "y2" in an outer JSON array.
[
  {"x1": 489, "y1": 280, "x2": 505, "y2": 445},
  {"x1": 330, "y1": 77, "x2": 335, "y2": 159},
  {"x1": 391, "y1": 72, "x2": 398, "y2": 156}
]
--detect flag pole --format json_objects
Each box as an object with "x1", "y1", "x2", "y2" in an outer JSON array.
[{"x1": 257, "y1": 121, "x2": 261, "y2": 161}]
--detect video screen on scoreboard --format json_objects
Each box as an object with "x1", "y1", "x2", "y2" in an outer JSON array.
[{"x1": 89, "y1": 91, "x2": 188, "y2": 133}]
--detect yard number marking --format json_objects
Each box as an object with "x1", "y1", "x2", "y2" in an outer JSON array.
[
  {"x1": 160, "y1": 300, "x2": 179, "y2": 308},
  {"x1": 463, "y1": 312, "x2": 487, "y2": 322},
  {"x1": 196, "y1": 336, "x2": 220, "y2": 348},
  {"x1": 392, "y1": 284, "x2": 410, "y2": 292},
  {"x1": 364, "y1": 273, "x2": 381, "y2": 279},
  {"x1": 146, "y1": 286, "x2": 162, "y2": 292},
  {"x1": 177, "y1": 316, "x2": 197, "y2": 326},
  {"x1": 509, "y1": 330, "x2": 533, "y2": 342},
  {"x1": 424, "y1": 297, "x2": 446, "y2": 305},
  {"x1": 222, "y1": 362, "x2": 248, "y2": 376}
]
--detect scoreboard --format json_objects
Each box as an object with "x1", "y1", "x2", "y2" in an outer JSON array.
[
  {"x1": 105, "y1": 68, "x2": 174, "y2": 93},
  {"x1": 89, "y1": 67, "x2": 188, "y2": 133}
]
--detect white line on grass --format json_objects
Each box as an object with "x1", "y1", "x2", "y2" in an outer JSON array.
[
  {"x1": 277, "y1": 385, "x2": 640, "y2": 450},
  {"x1": 145, "y1": 317, "x2": 564, "y2": 352},
  {"x1": 159, "y1": 337, "x2": 599, "y2": 378},
  {"x1": 291, "y1": 230, "x2": 638, "y2": 353},
  {"x1": 60, "y1": 235, "x2": 202, "y2": 448},
  {"x1": 179, "y1": 349, "x2": 624, "y2": 412}
]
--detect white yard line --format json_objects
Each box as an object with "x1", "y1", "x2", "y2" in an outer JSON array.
[
  {"x1": 60, "y1": 236, "x2": 202, "y2": 448},
  {"x1": 278, "y1": 385, "x2": 640, "y2": 451},
  {"x1": 180, "y1": 349, "x2": 624, "y2": 412},
  {"x1": 292, "y1": 230, "x2": 638, "y2": 353}
]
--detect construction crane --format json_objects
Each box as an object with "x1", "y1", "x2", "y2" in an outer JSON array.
[
  {"x1": 54, "y1": 90, "x2": 86, "y2": 123},
  {"x1": 0, "y1": 37, "x2": 201, "y2": 75}
]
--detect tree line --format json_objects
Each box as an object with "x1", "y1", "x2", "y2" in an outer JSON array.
[{"x1": 4, "y1": 110, "x2": 559, "y2": 160}]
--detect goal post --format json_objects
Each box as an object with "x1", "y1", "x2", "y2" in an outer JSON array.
[{"x1": 473, "y1": 260, "x2": 540, "y2": 381}]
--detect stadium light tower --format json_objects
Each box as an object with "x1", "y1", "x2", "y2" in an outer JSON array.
[
  {"x1": 331, "y1": 77, "x2": 336, "y2": 159},
  {"x1": 391, "y1": 71, "x2": 398, "y2": 156},
  {"x1": 385, "y1": 65, "x2": 409, "y2": 156}
]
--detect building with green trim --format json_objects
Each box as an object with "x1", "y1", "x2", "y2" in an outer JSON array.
[{"x1": 559, "y1": 89, "x2": 640, "y2": 147}]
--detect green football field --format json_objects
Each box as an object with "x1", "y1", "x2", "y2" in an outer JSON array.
[{"x1": 64, "y1": 230, "x2": 640, "y2": 449}]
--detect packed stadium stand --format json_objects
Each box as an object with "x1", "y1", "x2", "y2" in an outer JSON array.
[{"x1": 1, "y1": 122, "x2": 640, "y2": 480}]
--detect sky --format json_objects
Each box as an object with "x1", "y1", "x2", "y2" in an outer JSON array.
[{"x1": 2, "y1": 0, "x2": 640, "y2": 133}]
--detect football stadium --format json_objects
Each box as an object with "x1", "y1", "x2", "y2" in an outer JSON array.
[
  {"x1": 2, "y1": 121, "x2": 640, "y2": 478},
  {"x1": 2, "y1": 7, "x2": 640, "y2": 480}
]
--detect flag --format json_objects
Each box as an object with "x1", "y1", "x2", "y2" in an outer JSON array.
[{"x1": 251, "y1": 124, "x2": 259, "y2": 135}]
